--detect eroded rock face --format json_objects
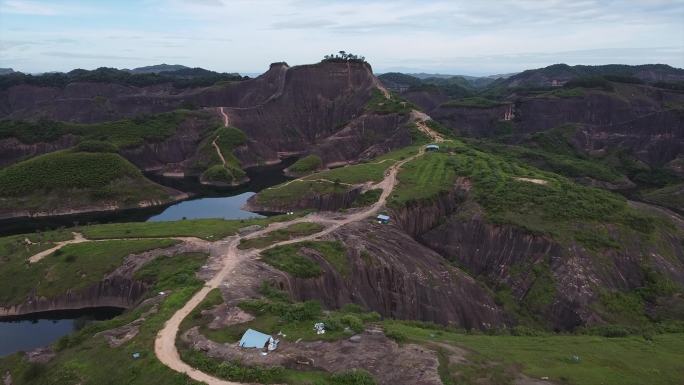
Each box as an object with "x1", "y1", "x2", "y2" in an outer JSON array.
[
  {"x1": 0, "y1": 241, "x2": 206, "y2": 317},
  {"x1": 244, "y1": 185, "x2": 363, "y2": 214},
  {"x1": 0, "y1": 135, "x2": 79, "y2": 167},
  {"x1": 279, "y1": 221, "x2": 505, "y2": 329},
  {"x1": 406, "y1": 83, "x2": 684, "y2": 169},
  {"x1": 0, "y1": 276, "x2": 147, "y2": 318},
  {"x1": 419, "y1": 207, "x2": 684, "y2": 330},
  {"x1": 1, "y1": 61, "x2": 414, "y2": 181}
]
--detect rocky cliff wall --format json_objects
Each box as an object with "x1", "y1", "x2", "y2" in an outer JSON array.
[
  {"x1": 0, "y1": 276, "x2": 148, "y2": 317},
  {"x1": 244, "y1": 185, "x2": 363, "y2": 213},
  {"x1": 279, "y1": 221, "x2": 506, "y2": 329}
]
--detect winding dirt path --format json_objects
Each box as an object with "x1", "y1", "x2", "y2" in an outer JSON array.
[
  {"x1": 154, "y1": 147, "x2": 424, "y2": 385},
  {"x1": 28, "y1": 232, "x2": 87, "y2": 263},
  {"x1": 26, "y1": 235, "x2": 205, "y2": 264}
]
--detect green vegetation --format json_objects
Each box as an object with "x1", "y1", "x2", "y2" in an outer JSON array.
[
  {"x1": 255, "y1": 146, "x2": 417, "y2": 206},
  {"x1": 0, "y1": 237, "x2": 177, "y2": 305},
  {"x1": 365, "y1": 89, "x2": 415, "y2": 115},
  {"x1": 181, "y1": 348, "x2": 376, "y2": 385},
  {"x1": 641, "y1": 183, "x2": 684, "y2": 212},
  {"x1": 351, "y1": 189, "x2": 382, "y2": 207},
  {"x1": 178, "y1": 282, "x2": 379, "y2": 384},
  {"x1": 288, "y1": 154, "x2": 323, "y2": 174},
  {"x1": 390, "y1": 151, "x2": 456, "y2": 207},
  {"x1": 440, "y1": 97, "x2": 505, "y2": 108},
  {"x1": 0, "y1": 66, "x2": 245, "y2": 90},
  {"x1": 73, "y1": 140, "x2": 118, "y2": 153},
  {"x1": 260, "y1": 241, "x2": 349, "y2": 278},
  {"x1": 134, "y1": 252, "x2": 209, "y2": 292},
  {"x1": 79, "y1": 214, "x2": 301, "y2": 240},
  {"x1": 0, "y1": 150, "x2": 171, "y2": 211},
  {"x1": 238, "y1": 222, "x2": 324, "y2": 249},
  {"x1": 0, "y1": 110, "x2": 206, "y2": 146},
  {"x1": 389, "y1": 140, "x2": 676, "y2": 254},
  {"x1": 0, "y1": 151, "x2": 146, "y2": 196},
  {"x1": 197, "y1": 125, "x2": 247, "y2": 184},
  {"x1": 0, "y1": 251, "x2": 210, "y2": 385},
  {"x1": 540, "y1": 87, "x2": 586, "y2": 98},
  {"x1": 383, "y1": 321, "x2": 684, "y2": 385}
]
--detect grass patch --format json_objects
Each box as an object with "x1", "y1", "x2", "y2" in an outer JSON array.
[
  {"x1": 0, "y1": 251, "x2": 210, "y2": 385},
  {"x1": 255, "y1": 146, "x2": 418, "y2": 206},
  {"x1": 383, "y1": 321, "x2": 684, "y2": 385},
  {"x1": 0, "y1": 151, "x2": 152, "y2": 196},
  {"x1": 238, "y1": 222, "x2": 324, "y2": 250},
  {"x1": 351, "y1": 189, "x2": 382, "y2": 207},
  {"x1": 79, "y1": 214, "x2": 301, "y2": 240},
  {"x1": 0, "y1": 238, "x2": 178, "y2": 305},
  {"x1": 539, "y1": 87, "x2": 586, "y2": 98},
  {"x1": 365, "y1": 89, "x2": 415, "y2": 115},
  {"x1": 288, "y1": 155, "x2": 323, "y2": 174},
  {"x1": 260, "y1": 241, "x2": 349, "y2": 278},
  {"x1": 0, "y1": 110, "x2": 207, "y2": 147},
  {"x1": 0, "y1": 150, "x2": 172, "y2": 212},
  {"x1": 641, "y1": 183, "x2": 684, "y2": 212},
  {"x1": 197, "y1": 125, "x2": 247, "y2": 184},
  {"x1": 390, "y1": 151, "x2": 456, "y2": 207},
  {"x1": 440, "y1": 97, "x2": 505, "y2": 108}
]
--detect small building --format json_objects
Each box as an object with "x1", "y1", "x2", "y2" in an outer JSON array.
[
  {"x1": 425, "y1": 144, "x2": 440, "y2": 152},
  {"x1": 376, "y1": 214, "x2": 390, "y2": 224},
  {"x1": 239, "y1": 329, "x2": 272, "y2": 349}
]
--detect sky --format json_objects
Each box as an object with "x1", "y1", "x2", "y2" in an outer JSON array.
[{"x1": 0, "y1": 0, "x2": 683, "y2": 76}]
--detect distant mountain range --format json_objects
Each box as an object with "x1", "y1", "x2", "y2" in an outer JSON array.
[{"x1": 125, "y1": 64, "x2": 191, "y2": 74}]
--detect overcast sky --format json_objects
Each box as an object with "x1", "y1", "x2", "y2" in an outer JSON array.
[{"x1": 1, "y1": 0, "x2": 683, "y2": 76}]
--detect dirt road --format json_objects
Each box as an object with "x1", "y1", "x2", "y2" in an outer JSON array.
[{"x1": 153, "y1": 146, "x2": 424, "y2": 385}]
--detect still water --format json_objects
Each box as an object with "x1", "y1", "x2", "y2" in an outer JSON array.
[
  {"x1": 0, "y1": 308, "x2": 123, "y2": 356},
  {"x1": 146, "y1": 192, "x2": 263, "y2": 221},
  {"x1": 0, "y1": 158, "x2": 294, "y2": 236}
]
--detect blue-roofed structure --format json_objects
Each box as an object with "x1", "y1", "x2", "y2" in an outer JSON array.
[
  {"x1": 376, "y1": 214, "x2": 390, "y2": 224},
  {"x1": 425, "y1": 144, "x2": 439, "y2": 152},
  {"x1": 238, "y1": 328, "x2": 272, "y2": 348}
]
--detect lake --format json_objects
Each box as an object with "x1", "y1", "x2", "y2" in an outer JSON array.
[
  {"x1": 0, "y1": 158, "x2": 294, "y2": 236},
  {"x1": 0, "y1": 308, "x2": 123, "y2": 357}
]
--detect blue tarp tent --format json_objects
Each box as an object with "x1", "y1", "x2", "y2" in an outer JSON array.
[
  {"x1": 238, "y1": 328, "x2": 272, "y2": 348},
  {"x1": 377, "y1": 214, "x2": 390, "y2": 224}
]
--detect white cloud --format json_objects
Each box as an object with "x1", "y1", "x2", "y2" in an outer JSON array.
[{"x1": 0, "y1": 0, "x2": 61, "y2": 15}]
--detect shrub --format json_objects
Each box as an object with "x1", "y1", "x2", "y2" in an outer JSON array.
[
  {"x1": 330, "y1": 369, "x2": 377, "y2": 385},
  {"x1": 289, "y1": 154, "x2": 322, "y2": 174},
  {"x1": 73, "y1": 140, "x2": 118, "y2": 153}
]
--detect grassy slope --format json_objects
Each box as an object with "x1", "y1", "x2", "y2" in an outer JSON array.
[
  {"x1": 198, "y1": 126, "x2": 247, "y2": 184},
  {"x1": 390, "y1": 140, "x2": 679, "y2": 249},
  {"x1": 178, "y1": 285, "x2": 379, "y2": 384},
  {"x1": 0, "y1": 150, "x2": 172, "y2": 211},
  {"x1": 641, "y1": 183, "x2": 684, "y2": 212},
  {"x1": 260, "y1": 241, "x2": 349, "y2": 278},
  {"x1": 288, "y1": 154, "x2": 323, "y2": 175},
  {"x1": 0, "y1": 252, "x2": 209, "y2": 385},
  {"x1": 238, "y1": 222, "x2": 324, "y2": 249},
  {"x1": 384, "y1": 322, "x2": 684, "y2": 385},
  {"x1": 0, "y1": 238, "x2": 178, "y2": 305},
  {"x1": 255, "y1": 146, "x2": 418, "y2": 206},
  {"x1": 79, "y1": 213, "x2": 303, "y2": 240}
]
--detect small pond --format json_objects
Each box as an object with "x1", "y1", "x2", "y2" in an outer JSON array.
[{"x1": 0, "y1": 307, "x2": 123, "y2": 357}]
